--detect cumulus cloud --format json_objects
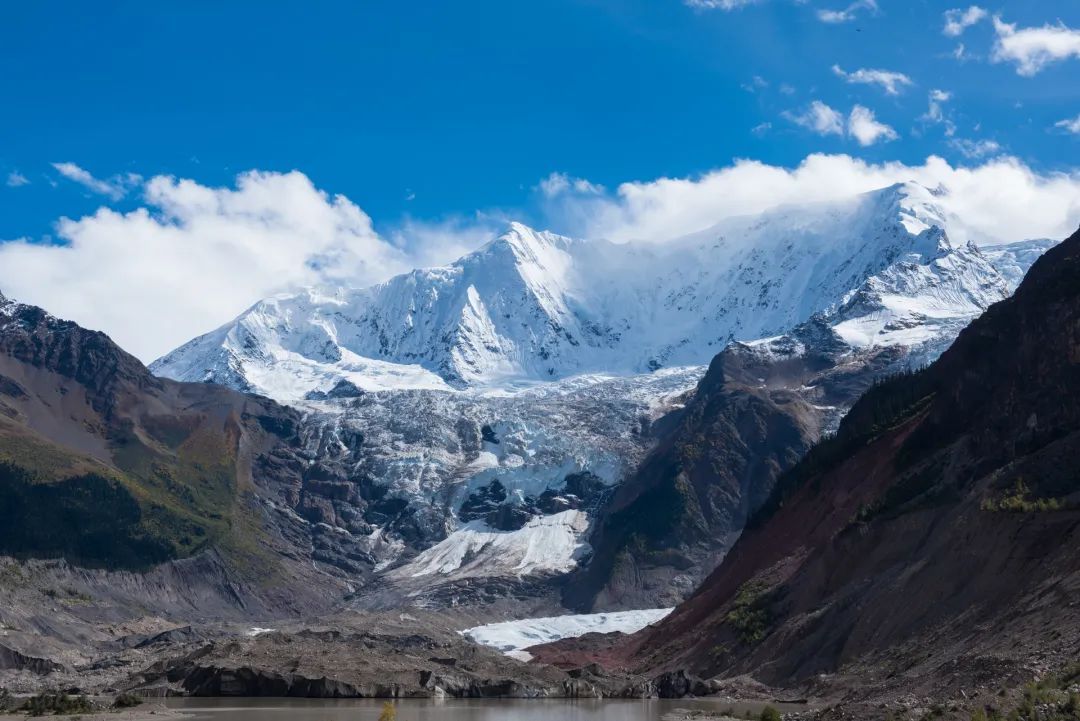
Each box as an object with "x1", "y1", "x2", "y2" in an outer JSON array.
[
  {"x1": 1055, "y1": 114, "x2": 1080, "y2": 135},
  {"x1": 992, "y1": 16, "x2": 1080, "y2": 76},
  {"x1": 52, "y1": 162, "x2": 140, "y2": 200},
  {"x1": 817, "y1": 0, "x2": 877, "y2": 24},
  {"x1": 832, "y1": 65, "x2": 914, "y2": 95},
  {"x1": 536, "y1": 172, "x2": 605, "y2": 198},
  {"x1": 847, "y1": 105, "x2": 898, "y2": 146},
  {"x1": 7, "y1": 157, "x2": 1080, "y2": 364},
  {"x1": 0, "y1": 171, "x2": 417, "y2": 362},
  {"x1": 538, "y1": 154, "x2": 1080, "y2": 250},
  {"x1": 943, "y1": 6, "x2": 987, "y2": 37},
  {"x1": 784, "y1": 102, "x2": 897, "y2": 145},
  {"x1": 783, "y1": 101, "x2": 846, "y2": 136},
  {"x1": 5, "y1": 171, "x2": 29, "y2": 188}
]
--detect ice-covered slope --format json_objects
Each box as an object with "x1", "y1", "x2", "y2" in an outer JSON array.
[
  {"x1": 152, "y1": 182, "x2": 1041, "y2": 400},
  {"x1": 146, "y1": 183, "x2": 1055, "y2": 610}
]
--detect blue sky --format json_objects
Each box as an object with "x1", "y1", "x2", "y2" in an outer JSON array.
[
  {"x1": 0, "y1": 1, "x2": 1078, "y2": 359},
  {"x1": 1, "y1": 0, "x2": 1077, "y2": 238}
]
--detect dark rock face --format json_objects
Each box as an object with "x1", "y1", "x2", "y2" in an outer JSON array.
[
  {"x1": 582, "y1": 225, "x2": 1080, "y2": 703},
  {"x1": 457, "y1": 473, "x2": 610, "y2": 533},
  {"x1": 566, "y1": 319, "x2": 908, "y2": 612},
  {"x1": 648, "y1": 670, "x2": 714, "y2": 698},
  {"x1": 0, "y1": 644, "x2": 64, "y2": 675},
  {"x1": 458, "y1": 480, "x2": 511, "y2": 525},
  {"x1": 304, "y1": 379, "x2": 364, "y2": 401}
]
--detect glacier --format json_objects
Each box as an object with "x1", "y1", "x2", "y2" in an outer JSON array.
[
  {"x1": 462, "y1": 607, "x2": 674, "y2": 661},
  {"x1": 150, "y1": 181, "x2": 1056, "y2": 607}
]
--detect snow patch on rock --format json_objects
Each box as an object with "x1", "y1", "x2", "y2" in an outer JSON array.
[{"x1": 395, "y1": 509, "x2": 591, "y2": 580}]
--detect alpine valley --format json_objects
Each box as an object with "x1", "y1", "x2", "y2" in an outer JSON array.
[{"x1": 0, "y1": 181, "x2": 1076, "y2": 718}]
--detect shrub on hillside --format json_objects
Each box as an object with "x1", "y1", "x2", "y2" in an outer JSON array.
[
  {"x1": 21, "y1": 692, "x2": 93, "y2": 716},
  {"x1": 113, "y1": 692, "x2": 143, "y2": 708}
]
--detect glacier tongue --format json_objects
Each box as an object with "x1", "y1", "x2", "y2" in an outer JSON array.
[{"x1": 462, "y1": 607, "x2": 673, "y2": 661}]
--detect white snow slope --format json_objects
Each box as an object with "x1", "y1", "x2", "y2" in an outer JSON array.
[
  {"x1": 396, "y1": 509, "x2": 591, "y2": 580},
  {"x1": 152, "y1": 182, "x2": 1049, "y2": 400},
  {"x1": 462, "y1": 608, "x2": 673, "y2": 661}
]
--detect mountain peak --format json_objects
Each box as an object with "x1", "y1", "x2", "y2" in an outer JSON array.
[
  {"x1": 478, "y1": 222, "x2": 574, "y2": 262},
  {"x1": 869, "y1": 181, "x2": 951, "y2": 242}
]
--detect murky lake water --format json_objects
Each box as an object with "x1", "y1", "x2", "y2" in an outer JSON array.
[{"x1": 165, "y1": 697, "x2": 805, "y2": 720}]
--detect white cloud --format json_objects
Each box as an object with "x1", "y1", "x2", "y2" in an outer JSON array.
[
  {"x1": 51, "y1": 162, "x2": 140, "y2": 200},
  {"x1": 751, "y1": 122, "x2": 772, "y2": 136},
  {"x1": 920, "y1": 89, "x2": 956, "y2": 135},
  {"x1": 537, "y1": 172, "x2": 605, "y2": 198},
  {"x1": 992, "y1": 15, "x2": 1080, "y2": 76},
  {"x1": 1054, "y1": 114, "x2": 1080, "y2": 135},
  {"x1": 832, "y1": 64, "x2": 914, "y2": 95},
  {"x1": 952, "y1": 42, "x2": 973, "y2": 61},
  {"x1": 5, "y1": 171, "x2": 29, "y2": 188},
  {"x1": 783, "y1": 101, "x2": 845, "y2": 136},
  {"x1": 7, "y1": 158, "x2": 1080, "y2": 364},
  {"x1": 817, "y1": 0, "x2": 877, "y2": 24},
  {"x1": 0, "y1": 171, "x2": 420, "y2": 362},
  {"x1": 684, "y1": 0, "x2": 761, "y2": 9},
  {"x1": 538, "y1": 154, "x2": 1080, "y2": 249},
  {"x1": 943, "y1": 6, "x2": 987, "y2": 37},
  {"x1": 387, "y1": 213, "x2": 505, "y2": 270},
  {"x1": 948, "y1": 138, "x2": 1002, "y2": 159},
  {"x1": 784, "y1": 102, "x2": 897, "y2": 145},
  {"x1": 847, "y1": 105, "x2": 898, "y2": 146}
]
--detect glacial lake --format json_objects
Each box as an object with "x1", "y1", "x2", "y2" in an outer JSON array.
[{"x1": 164, "y1": 697, "x2": 806, "y2": 720}]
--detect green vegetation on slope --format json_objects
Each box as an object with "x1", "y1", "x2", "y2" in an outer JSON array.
[
  {"x1": 725, "y1": 581, "x2": 772, "y2": 645},
  {"x1": 965, "y1": 664, "x2": 1080, "y2": 721},
  {"x1": 980, "y1": 479, "x2": 1069, "y2": 513},
  {"x1": 0, "y1": 413, "x2": 250, "y2": 571}
]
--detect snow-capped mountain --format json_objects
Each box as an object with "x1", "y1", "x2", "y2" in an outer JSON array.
[
  {"x1": 152, "y1": 182, "x2": 1040, "y2": 400},
  {"x1": 147, "y1": 182, "x2": 1055, "y2": 609}
]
